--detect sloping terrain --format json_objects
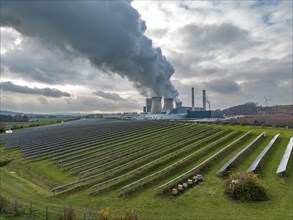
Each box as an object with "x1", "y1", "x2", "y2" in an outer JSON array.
[{"x1": 0, "y1": 119, "x2": 292, "y2": 219}]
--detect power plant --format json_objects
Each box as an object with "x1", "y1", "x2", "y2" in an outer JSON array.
[{"x1": 140, "y1": 88, "x2": 220, "y2": 120}]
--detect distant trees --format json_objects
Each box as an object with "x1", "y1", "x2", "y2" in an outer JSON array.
[
  {"x1": 223, "y1": 103, "x2": 293, "y2": 117},
  {"x1": 223, "y1": 102, "x2": 258, "y2": 116},
  {"x1": 0, "y1": 115, "x2": 29, "y2": 122}
]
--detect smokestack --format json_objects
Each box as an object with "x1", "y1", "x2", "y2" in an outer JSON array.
[
  {"x1": 202, "y1": 90, "x2": 206, "y2": 111},
  {"x1": 151, "y1": 97, "x2": 162, "y2": 114},
  {"x1": 146, "y1": 98, "x2": 152, "y2": 113},
  {"x1": 191, "y1": 87, "x2": 195, "y2": 111},
  {"x1": 162, "y1": 98, "x2": 173, "y2": 113}
]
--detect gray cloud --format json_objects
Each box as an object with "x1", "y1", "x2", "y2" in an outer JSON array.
[
  {"x1": 0, "y1": 81, "x2": 71, "y2": 98},
  {"x1": 0, "y1": 35, "x2": 96, "y2": 85},
  {"x1": 93, "y1": 91, "x2": 124, "y2": 101},
  {"x1": 205, "y1": 79, "x2": 240, "y2": 94},
  {"x1": 1, "y1": 0, "x2": 178, "y2": 98},
  {"x1": 178, "y1": 23, "x2": 259, "y2": 53},
  {"x1": 36, "y1": 96, "x2": 49, "y2": 105},
  {"x1": 234, "y1": 55, "x2": 293, "y2": 81},
  {"x1": 1, "y1": 94, "x2": 140, "y2": 113}
]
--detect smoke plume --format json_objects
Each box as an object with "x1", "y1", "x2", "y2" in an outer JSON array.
[{"x1": 1, "y1": 0, "x2": 179, "y2": 98}]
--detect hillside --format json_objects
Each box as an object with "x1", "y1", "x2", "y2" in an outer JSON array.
[{"x1": 223, "y1": 103, "x2": 293, "y2": 116}]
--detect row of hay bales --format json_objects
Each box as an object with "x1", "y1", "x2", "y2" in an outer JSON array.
[{"x1": 171, "y1": 174, "x2": 203, "y2": 196}]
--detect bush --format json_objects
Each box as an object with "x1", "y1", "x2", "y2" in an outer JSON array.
[
  {"x1": 11, "y1": 125, "x2": 23, "y2": 130},
  {"x1": 0, "y1": 159, "x2": 11, "y2": 167},
  {"x1": 97, "y1": 208, "x2": 110, "y2": 220},
  {"x1": 29, "y1": 123, "x2": 40, "y2": 127},
  {"x1": 112, "y1": 208, "x2": 140, "y2": 220},
  {"x1": 0, "y1": 123, "x2": 5, "y2": 133},
  {"x1": 225, "y1": 172, "x2": 269, "y2": 202}
]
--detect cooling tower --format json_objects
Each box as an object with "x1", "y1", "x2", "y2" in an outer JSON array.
[
  {"x1": 202, "y1": 90, "x2": 206, "y2": 111},
  {"x1": 176, "y1": 101, "x2": 182, "y2": 108},
  {"x1": 151, "y1": 97, "x2": 162, "y2": 114},
  {"x1": 191, "y1": 87, "x2": 195, "y2": 111},
  {"x1": 162, "y1": 98, "x2": 173, "y2": 113},
  {"x1": 146, "y1": 98, "x2": 152, "y2": 113}
]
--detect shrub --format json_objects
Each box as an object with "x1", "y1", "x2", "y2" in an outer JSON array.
[
  {"x1": 225, "y1": 172, "x2": 269, "y2": 202},
  {"x1": 29, "y1": 123, "x2": 40, "y2": 127},
  {"x1": 0, "y1": 159, "x2": 11, "y2": 167},
  {"x1": 0, "y1": 123, "x2": 5, "y2": 133},
  {"x1": 112, "y1": 208, "x2": 140, "y2": 220},
  {"x1": 97, "y1": 207, "x2": 110, "y2": 220},
  {"x1": 11, "y1": 125, "x2": 23, "y2": 130}
]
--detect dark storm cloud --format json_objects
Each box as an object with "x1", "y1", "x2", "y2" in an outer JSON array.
[
  {"x1": 0, "y1": 81, "x2": 71, "y2": 98},
  {"x1": 179, "y1": 23, "x2": 258, "y2": 52},
  {"x1": 1, "y1": 0, "x2": 178, "y2": 98},
  {"x1": 1, "y1": 39, "x2": 83, "y2": 85},
  {"x1": 205, "y1": 79, "x2": 240, "y2": 94},
  {"x1": 1, "y1": 35, "x2": 100, "y2": 86},
  {"x1": 93, "y1": 91, "x2": 124, "y2": 101}
]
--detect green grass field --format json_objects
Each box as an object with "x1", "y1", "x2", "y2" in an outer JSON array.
[{"x1": 0, "y1": 122, "x2": 292, "y2": 219}]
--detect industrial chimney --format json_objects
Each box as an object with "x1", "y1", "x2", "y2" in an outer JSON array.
[
  {"x1": 202, "y1": 90, "x2": 206, "y2": 111},
  {"x1": 191, "y1": 87, "x2": 195, "y2": 111},
  {"x1": 146, "y1": 98, "x2": 152, "y2": 113},
  {"x1": 151, "y1": 97, "x2": 162, "y2": 114},
  {"x1": 162, "y1": 98, "x2": 173, "y2": 113}
]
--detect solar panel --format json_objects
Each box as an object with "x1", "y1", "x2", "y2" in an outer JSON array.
[{"x1": 276, "y1": 137, "x2": 293, "y2": 175}]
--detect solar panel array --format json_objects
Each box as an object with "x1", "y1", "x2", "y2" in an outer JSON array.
[{"x1": 1, "y1": 119, "x2": 291, "y2": 196}]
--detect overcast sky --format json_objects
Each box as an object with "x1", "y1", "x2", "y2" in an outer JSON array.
[{"x1": 0, "y1": 0, "x2": 292, "y2": 114}]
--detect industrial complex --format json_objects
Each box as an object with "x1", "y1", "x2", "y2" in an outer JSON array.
[
  {"x1": 102, "y1": 88, "x2": 223, "y2": 120},
  {"x1": 139, "y1": 88, "x2": 215, "y2": 120}
]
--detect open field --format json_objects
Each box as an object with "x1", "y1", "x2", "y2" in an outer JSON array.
[{"x1": 0, "y1": 119, "x2": 292, "y2": 219}]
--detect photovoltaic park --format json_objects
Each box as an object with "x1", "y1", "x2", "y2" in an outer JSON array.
[{"x1": 0, "y1": 119, "x2": 292, "y2": 219}]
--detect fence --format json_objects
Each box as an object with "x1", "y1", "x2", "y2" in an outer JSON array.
[{"x1": 0, "y1": 196, "x2": 140, "y2": 220}]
